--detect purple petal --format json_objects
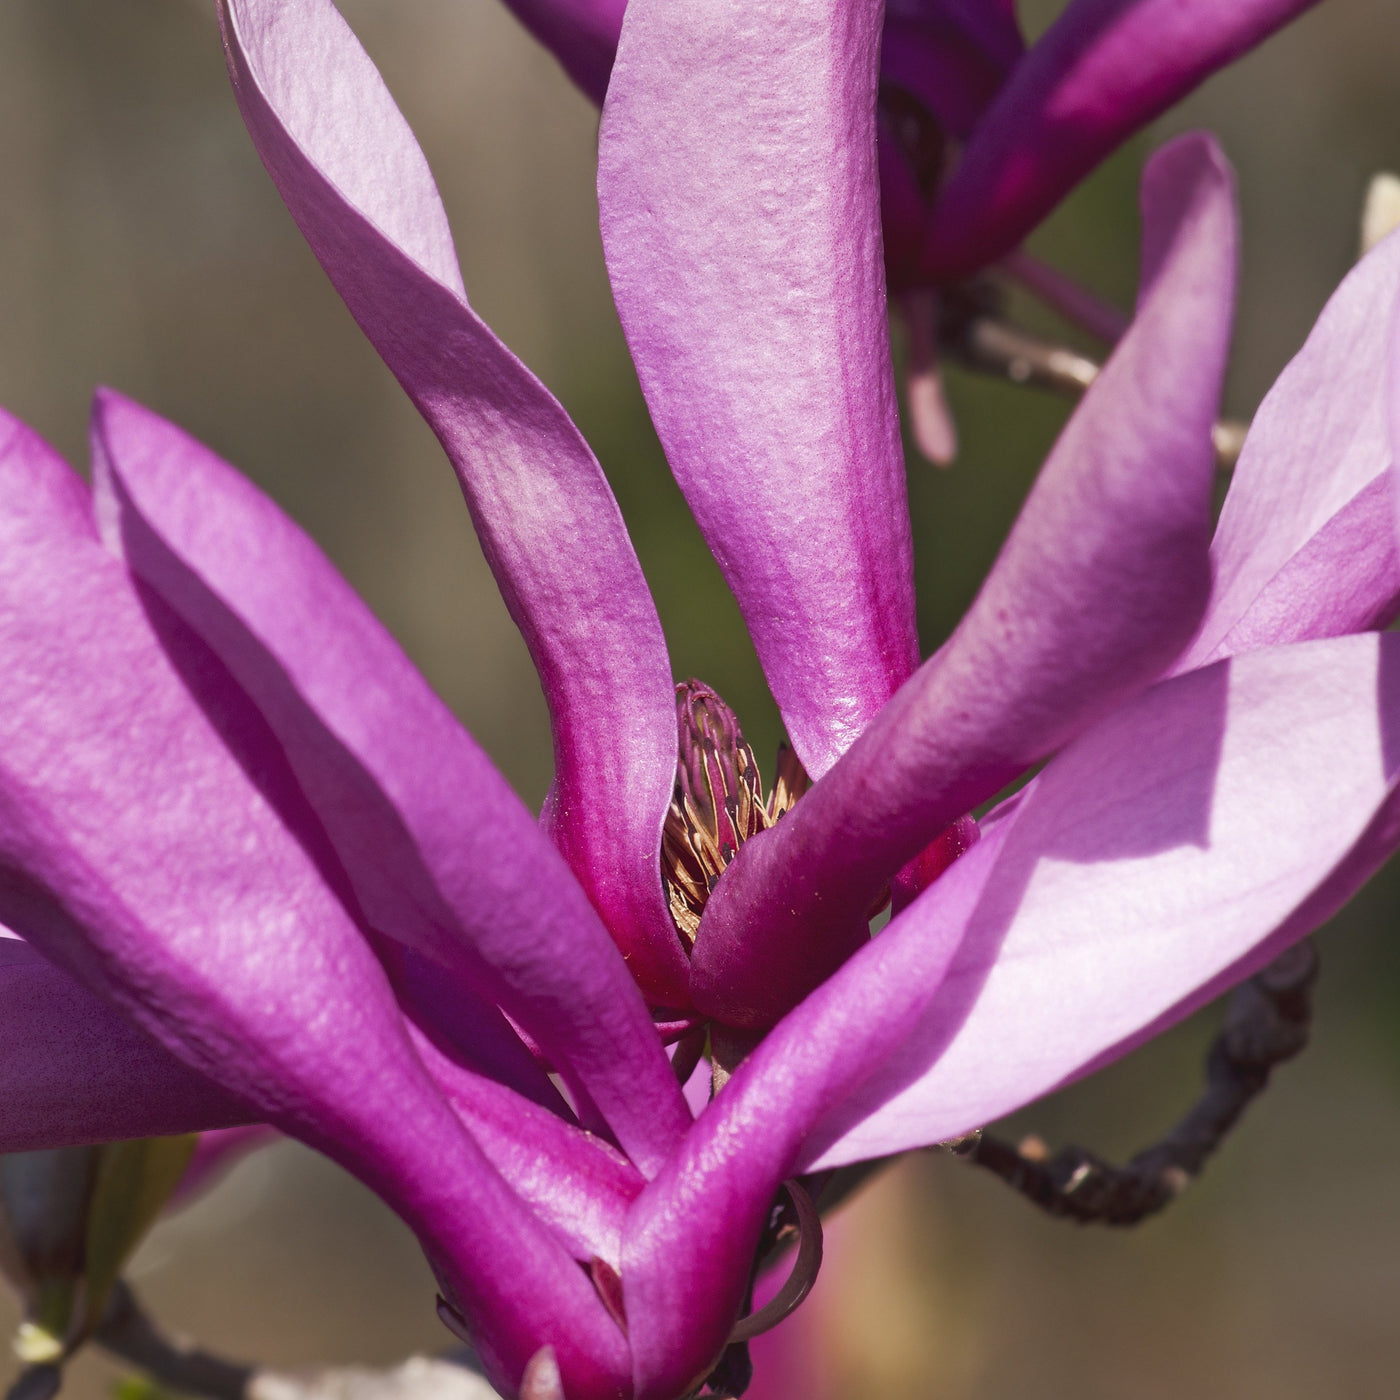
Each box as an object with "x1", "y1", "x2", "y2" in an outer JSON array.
[
  {"x1": 382, "y1": 941, "x2": 571, "y2": 1119},
  {"x1": 598, "y1": 0, "x2": 921, "y2": 778},
  {"x1": 0, "y1": 939, "x2": 253, "y2": 1151},
  {"x1": 0, "y1": 410, "x2": 628, "y2": 1396},
  {"x1": 498, "y1": 0, "x2": 625, "y2": 105},
  {"x1": 796, "y1": 631, "x2": 1400, "y2": 1169},
  {"x1": 92, "y1": 389, "x2": 690, "y2": 1177},
  {"x1": 922, "y1": 0, "x2": 1320, "y2": 277},
  {"x1": 218, "y1": 0, "x2": 687, "y2": 1007},
  {"x1": 882, "y1": 0, "x2": 1024, "y2": 140},
  {"x1": 691, "y1": 135, "x2": 1236, "y2": 1027},
  {"x1": 1178, "y1": 228, "x2": 1400, "y2": 670},
  {"x1": 410, "y1": 1025, "x2": 642, "y2": 1268},
  {"x1": 622, "y1": 631, "x2": 1400, "y2": 1392}
]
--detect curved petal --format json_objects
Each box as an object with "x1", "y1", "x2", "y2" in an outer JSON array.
[
  {"x1": 382, "y1": 941, "x2": 570, "y2": 1120},
  {"x1": 598, "y1": 0, "x2": 921, "y2": 778},
  {"x1": 91, "y1": 390, "x2": 690, "y2": 1175},
  {"x1": 922, "y1": 0, "x2": 1320, "y2": 277},
  {"x1": 218, "y1": 0, "x2": 686, "y2": 1006},
  {"x1": 1177, "y1": 228, "x2": 1400, "y2": 671},
  {"x1": 691, "y1": 135, "x2": 1235, "y2": 1027},
  {"x1": 0, "y1": 411, "x2": 628, "y2": 1397},
  {"x1": 796, "y1": 631, "x2": 1400, "y2": 1169},
  {"x1": 0, "y1": 940, "x2": 253, "y2": 1152},
  {"x1": 1189, "y1": 471, "x2": 1400, "y2": 667},
  {"x1": 498, "y1": 0, "x2": 625, "y2": 105},
  {"x1": 408, "y1": 1025, "x2": 642, "y2": 1269},
  {"x1": 621, "y1": 631, "x2": 1400, "y2": 1394}
]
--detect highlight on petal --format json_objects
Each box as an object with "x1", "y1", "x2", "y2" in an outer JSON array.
[
  {"x1": 922, "y1": 0, "x2": 1320, "y2": 277},
  {"x1": 218, "y1": 0, "x2": 686, "y2": 1007},
  {"x1": 795, "y1": 631, "x2": 1400, "y2": 1170},
  {"x1": 0, "y1": 939, "x2": 253, "y2": 1153},
  {"x1": 91, "y1": 389, "x2": 690, "y2": 1178},
  {"x1": 622, "y1": 631, "x2": 1400, "y2": 1394},
  {"x1": 498, "y1": 0, "x2": 626, "y2": 105},
  {"x1": 691, "y1": 135, "x2": 1237, "y2": 1028},
  {"x1": 1179, "y1": 226, "x2": 1400, "y2": 670},
  {"x1": 0, "y1": 409, "x2": 628, "y2": 1397},
  {"x1": 599, "y1": 0, "x2": 921, "y2": 779}
]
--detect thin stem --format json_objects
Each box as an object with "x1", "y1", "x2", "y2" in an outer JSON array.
[
  {"x1": 999, "y1": 249, "x2": 1130, "y2": 345},
  {"x1": 939, "y1": 291, "x2": 1249, "y2": 471},
  {"x1": 4, "y1": 1367, "x2": 61, "y2": 1400}
]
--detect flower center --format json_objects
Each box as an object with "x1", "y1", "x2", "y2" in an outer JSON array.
[{"x1": 661, "y1": 680, "x2": 808, "y2": 947}]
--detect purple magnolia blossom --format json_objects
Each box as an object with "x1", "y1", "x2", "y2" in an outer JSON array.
[
  {"x1": 497, "y1": 0, "x2": 1322, "y2": 286},
  {"x1": 1, "y1": 1, "x2": 1399, "y2": 1398}
]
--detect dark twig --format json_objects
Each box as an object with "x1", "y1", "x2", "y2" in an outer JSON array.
[
  {"x1": 4, "y1": 1366, "x2": 61, "y2": 1400},
  {"x1": 957, "y1": 941, "x2": 1318, "y2": 1225},
  {"x1": 94, "y1": 1281, "x2": 253, "y2": 1400}
]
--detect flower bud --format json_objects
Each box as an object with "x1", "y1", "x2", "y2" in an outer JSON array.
[{"x1": 0, "y1": 1136, "x2": 196, "y2": 1365}]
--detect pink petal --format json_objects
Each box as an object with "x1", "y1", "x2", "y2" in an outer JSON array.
[
  {"x1": 0, "y1": 410, "x2": 627, "y2": 1397},
  {"x1": 691, "y1": 135, "x2": 1236, "y2": 1027},
  {"x1": 1190, "y1": 471, "x2": 1400, "y2": 667},
  {"x1": 92, "y1": 389, "x2": 689, "y2": 1177},
  {"x1": 0, "y1": 939, "x2": 253, "y2": 1151},
  {"x1": 922, "y1": 0, "x2": 1320, "y2": 278},
  {"x1": 798, "y1": 633, "x2": 1400, "y2": 1169},
  {"x1": 218, "y1": 0, "x2": 686, "y2": 1007},
  {"x1": 598, "y1": 0, "x2": 921, "y2": 778},
  {"x1": 1178, "y1": 228, "x2": 1400, "y2": 670}
]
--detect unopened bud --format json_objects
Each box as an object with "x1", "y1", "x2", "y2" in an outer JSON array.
[{"x1": 0, "y1": 1136, "x2": 196, "y2": 1365}]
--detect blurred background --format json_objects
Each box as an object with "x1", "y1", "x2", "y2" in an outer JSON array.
[{"x1": 1, "y1": 0, "x2": 1399, "y2": 1396}]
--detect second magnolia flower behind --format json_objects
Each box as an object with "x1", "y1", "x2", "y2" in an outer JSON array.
[{"x1": 1, "y1": 1, "x2": 1400, "y2": 1398}]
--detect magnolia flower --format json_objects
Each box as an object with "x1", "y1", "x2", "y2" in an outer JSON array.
[{"x1": 1, "y1": 1, "x2": 1398, "y2": 1398}]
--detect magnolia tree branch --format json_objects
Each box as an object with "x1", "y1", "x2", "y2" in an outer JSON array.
[
  {"x1": 93, "y1": 1281, "x2": 254, "y2": 1400},
  {"x1": 87, "y1": 1283, "x2": 499, "y2": 1400},
  {"x1": 952, "y1": 940, "x2": 1318, "y2": 1225}
]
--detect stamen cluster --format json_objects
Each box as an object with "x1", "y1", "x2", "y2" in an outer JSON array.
[{"x1": 661, "y1": 680, "x2": 808, "y2": 946}]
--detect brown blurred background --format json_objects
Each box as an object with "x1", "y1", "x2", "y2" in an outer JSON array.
[{"x1": 1, "y1": 0, "x2": 1399, "y2": 1396}]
